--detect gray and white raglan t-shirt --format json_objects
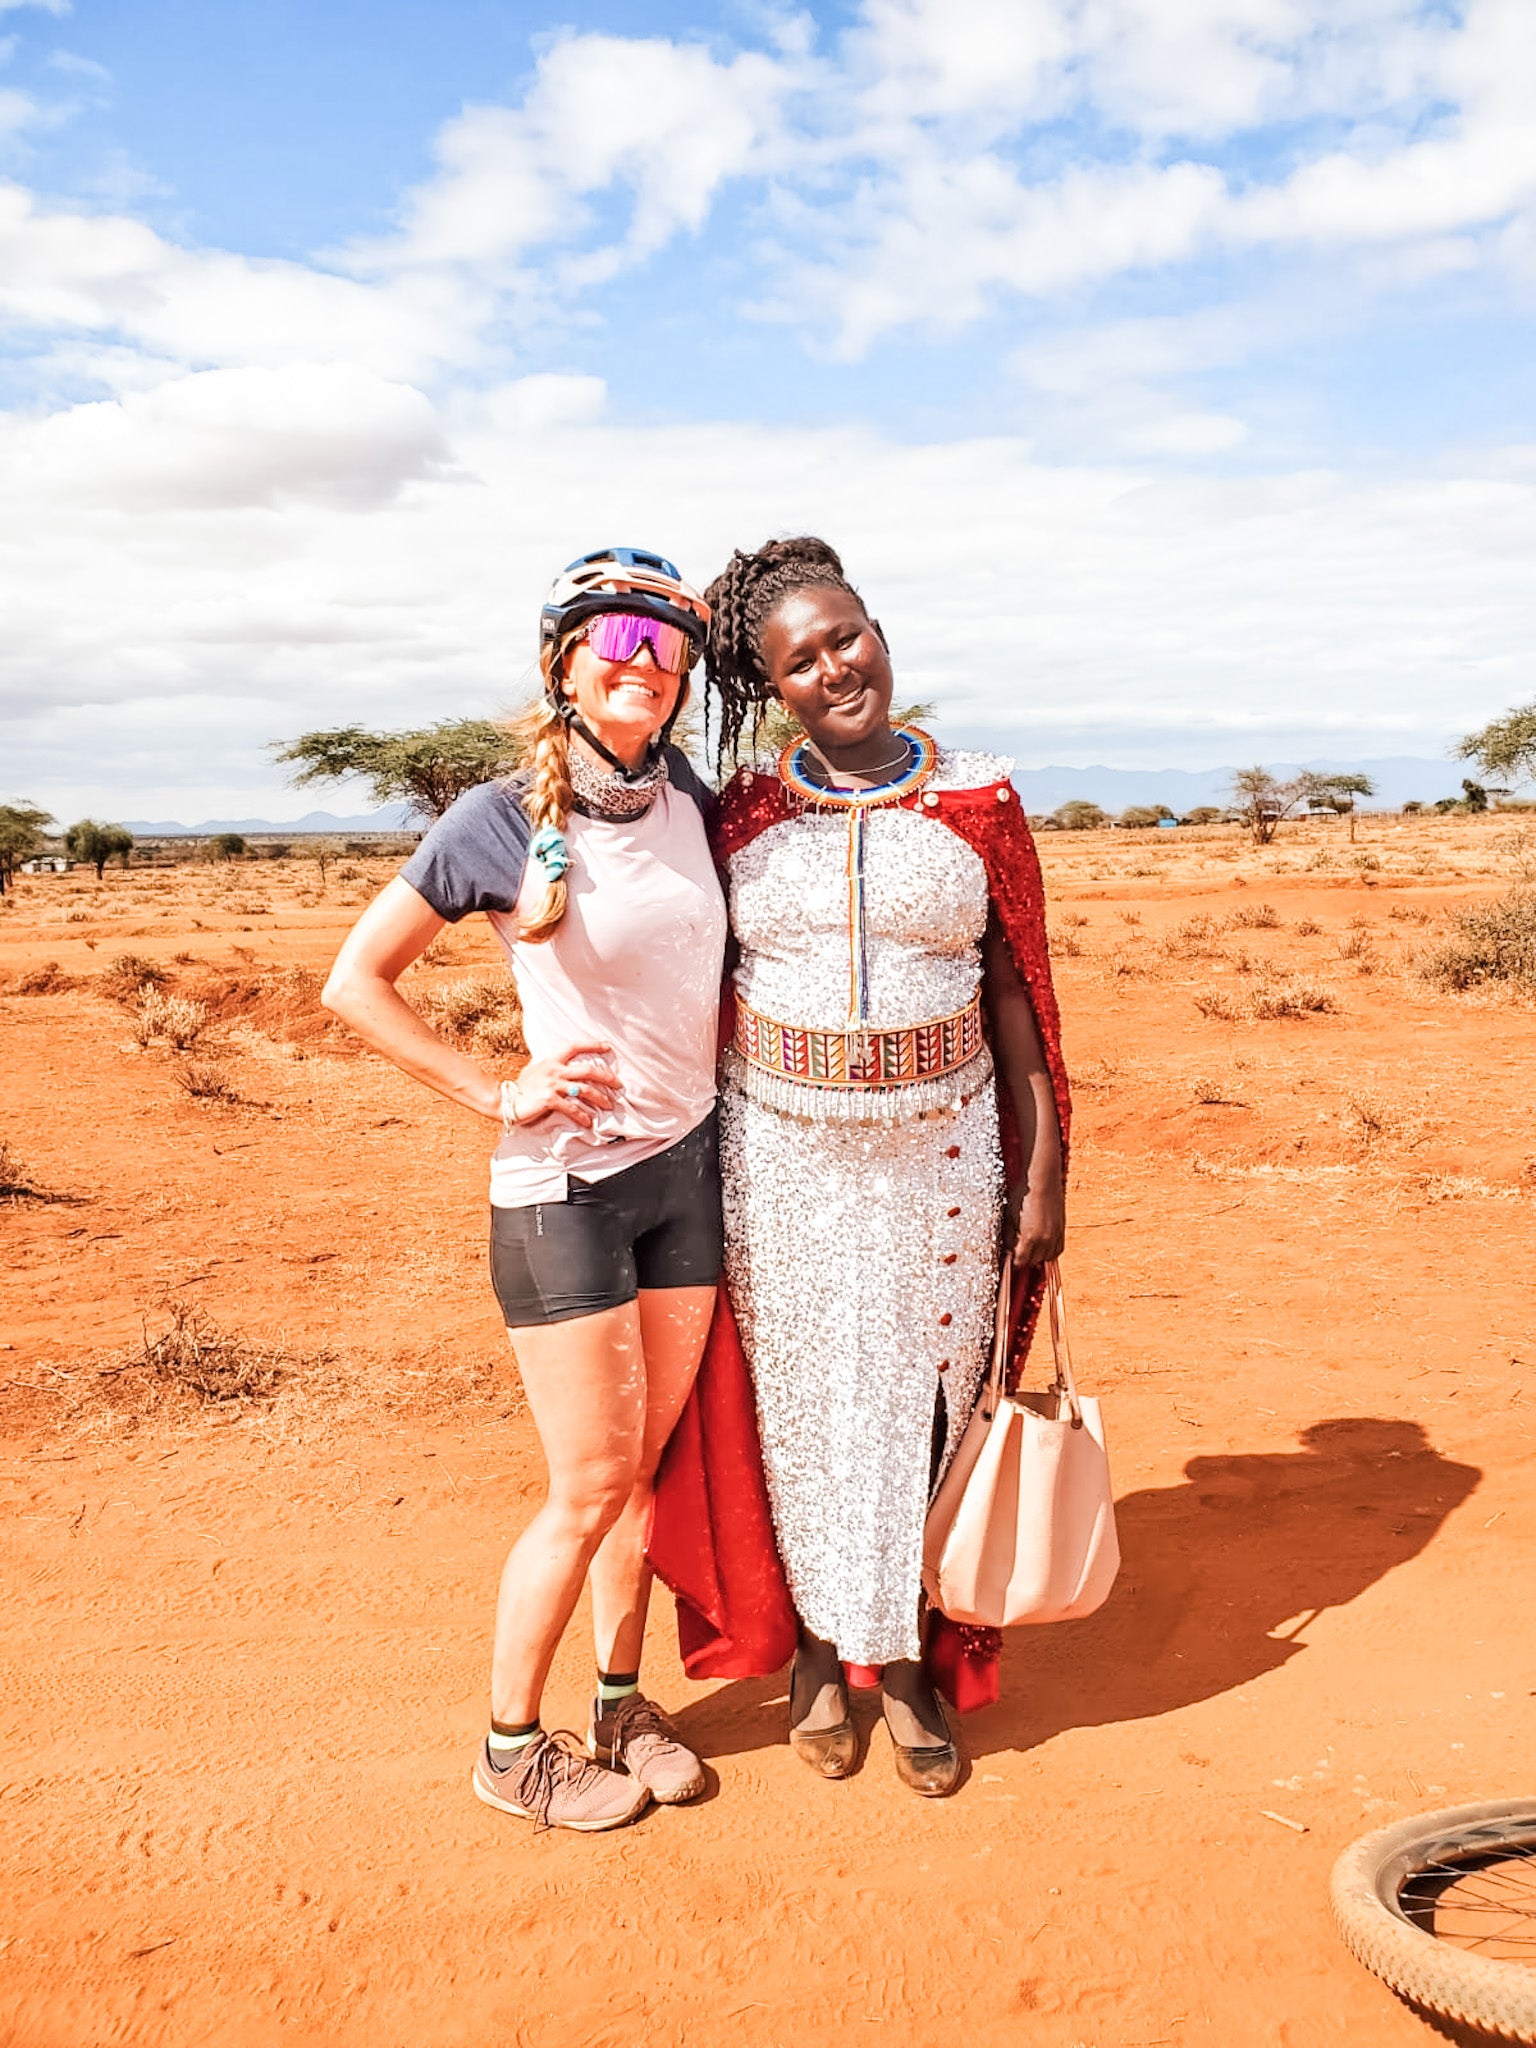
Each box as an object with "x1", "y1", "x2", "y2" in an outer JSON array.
[{"x1": 400, "y1": 747, "x2": 726, "y2": 1207}]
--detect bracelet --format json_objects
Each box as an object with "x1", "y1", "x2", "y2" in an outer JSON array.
[{"x1": 499, "y1": 1079, "x2": 525, "y2": 1129}]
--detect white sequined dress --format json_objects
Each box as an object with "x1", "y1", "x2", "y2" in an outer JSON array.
[{"x1": 720, "y1": 749, "x2": 1009, "y2": 1666}]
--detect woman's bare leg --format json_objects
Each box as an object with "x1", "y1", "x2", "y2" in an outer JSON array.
[
  {"x1": 490, "y1": 1303, "x2": 647, "y2": 1726},
  {"x1": 588, "y1": 1283, "x2": 716, "y2": 1675}
]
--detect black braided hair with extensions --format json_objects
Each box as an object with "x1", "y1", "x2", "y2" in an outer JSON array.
[{"x1": 703, "y1": 535, "x2": 862, "y2": 772}]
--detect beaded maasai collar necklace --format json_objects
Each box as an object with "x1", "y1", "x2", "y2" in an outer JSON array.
[
  {"x1": 774, "y1": 723, "x2": 940, "y2": 1025},
  {"x1": 776, "y1": 722, "x2": 938, "y2": 810}
]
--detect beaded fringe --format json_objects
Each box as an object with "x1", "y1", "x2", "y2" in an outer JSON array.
[{"x1": 723, "y1": 1044, "x2": 993, "y2": 1124}]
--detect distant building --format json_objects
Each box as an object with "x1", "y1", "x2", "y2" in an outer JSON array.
[{"x1": 20, "y1": 857, "x2": 70, "y2": 874}]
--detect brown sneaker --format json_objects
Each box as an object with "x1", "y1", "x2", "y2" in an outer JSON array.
[
  {"x1": 588, "y1": 1692, "x2": 706, "y2": 1804},
  {"x1": 471, "y1": 1731, "x2": 650, "y2": 1833}
]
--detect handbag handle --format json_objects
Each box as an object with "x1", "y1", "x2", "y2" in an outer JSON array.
[{"x1": 986, "y1": 1257, "x2": 1084, "y2": 1427}]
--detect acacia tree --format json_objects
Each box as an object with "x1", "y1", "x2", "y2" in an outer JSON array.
[
  {"x1": 1303, "y1": 771, "x2": 1374, "y2": 841},
  {"x1": 1229, "y1": 767, "x2": 1308, "y2": 845},
  {"x1": 0, "y1": 801, "x2": 53, "y2": 894},
  {"x1": 1459, "y1": 701, "x2": 1536, "y2": 787},
  {"x1": 273, "y1": 720, "x2": 518, "y2": 821},
  {"x1": 64, "y1": 819, "x2": 135, "y2": 878}
]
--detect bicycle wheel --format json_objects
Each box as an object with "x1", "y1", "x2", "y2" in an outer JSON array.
[{"x1": 1332, "y1": 1801, "x2": 1536, "y2": 2043}]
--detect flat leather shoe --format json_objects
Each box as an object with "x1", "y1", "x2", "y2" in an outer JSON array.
[
  {"x1": 882, "y1": 1703, "x2": 963, "y2": 1798},
  {"x1": 789, "y1": 1654, "x2": 857, "y2": 1779}
]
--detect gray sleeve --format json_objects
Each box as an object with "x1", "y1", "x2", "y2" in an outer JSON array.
[{"x1": 398, "y1": 778, "x2": 532, "y2": 922}]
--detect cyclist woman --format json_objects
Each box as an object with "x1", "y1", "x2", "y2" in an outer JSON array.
[
  {"x1": 323, "y1": 548, "x2": 727, "y2": 1832},
  {"x1": 681, "y1": 534, "x2": 1070, "y2": 1796}
]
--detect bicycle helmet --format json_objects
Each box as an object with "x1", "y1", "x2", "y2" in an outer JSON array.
[{"x1": 539, "y1": 546, "x2": 711, "y2": 665}]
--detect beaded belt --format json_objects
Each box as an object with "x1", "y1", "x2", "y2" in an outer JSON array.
[{"x1": 734, "y1": 996, "x2": 984, "y2": 1090}]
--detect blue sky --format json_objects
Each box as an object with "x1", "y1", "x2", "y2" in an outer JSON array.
[{"x1": 3, "y1": 0, "x2": 1535, "y2": 817}]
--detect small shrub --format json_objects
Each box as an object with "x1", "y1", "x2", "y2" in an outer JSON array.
[
  {"x1": 1118, "y1": 910, "x2": 1142, "y2": 927},
  {"x1": 1249, "y1": 978, "x2": 1338, "y2": 1019},
  {"x1": 99, "y1": 953, "x2": 168, "y2": 1003},
  {"x1": 1420, "y1": 888, "x2": 1536, "y2": 995},
  {"x1": 0, "y1": 1139, "x2": 42, "y2": 1200},
  {"x1": 172, "y1": 1060, "x2": 240, "y2": 1104},
  {"x1": 1161, "y1": 912, "x2": 1225, "y2": 958},
  {"x1": 1350, "y1": 851, "x2": 1381, "y2": 872},
  {"x1": 106, "y1": 1299, "x2": 291, "y2": 1403},
  {"x1": 1194, "y1": 990, "x2": 1242, "y2": 1021},
  {"x1": 1337, "y1": 927, "x2": 1376, "y2": 960},
  {"x1": 1190, "y1": 1073, "x2": 1247, "y2": 1105},
  {"x1": 472, "y1": 1013, "x2": 527, "y2": 1058},
  {"x1": 1051, "y1": 927, "x2": 1083, "y2": 958},
  {"x1": 8, "y1": 959, "x2": 75, "y2": 995},
  {"x1": 134, "y1": 987, "x2": 210, "y2": 1050},
  {"x1": 1293, "y1": 917, "x2": 1322, "y2": 936},
  {"x1": 1230, "y1": 902, "x2": 1281, "y2": 929},
  {"x1": 1344, "y1": 1090, "x2": 1426, "y2": 1152},
  {"x1": 415, "y1": 974, "x2": 521, "y2": 1045},
  {"x1": 1388, "y1": 905, "x2": 1431, "y2": 925},
  {"x1": 1061, "y1": 911, "x2": 1089, "y2": 929}
]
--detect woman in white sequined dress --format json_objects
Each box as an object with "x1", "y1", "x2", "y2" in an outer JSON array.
[{"x1": 702, "y1": 537, "x2": 1068, "y2": 1797}]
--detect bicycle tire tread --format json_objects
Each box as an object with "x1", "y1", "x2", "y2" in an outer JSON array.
[{"x1": 1331, "y1": 1801, "x2": 1536, "y2": 2046}]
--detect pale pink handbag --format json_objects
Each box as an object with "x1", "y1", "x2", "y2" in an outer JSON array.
[{"x1": 922, "y1": 1259, "x2": 1119, "y2": 1627}]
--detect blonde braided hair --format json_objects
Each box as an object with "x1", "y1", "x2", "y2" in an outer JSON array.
[{"x1": 507, "y1": 637, "x2": 577, "y2": 944}]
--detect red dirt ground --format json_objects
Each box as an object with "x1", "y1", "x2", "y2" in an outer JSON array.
[{"x1": 2, "y1": 816, "x2": 1533, "y2": 2047}]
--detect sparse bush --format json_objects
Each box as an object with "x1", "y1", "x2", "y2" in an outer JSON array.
[
  {"x1": 1344, "y1": 1090, "x2": 1427, "y2": 1152},
  {"x1": 172, "y1": 1061, "x2": 240, "y2": 1104},
  {"x1": 1350, "y1": 851, "x2": 1381, "y2": 871},
  {"x1": 1194, "y1": 990, "x2": 1242, "y2": 1021},
  {"x1": 133, "y1": 987, "x2": 210, "y2": 1050},
  {"x1": 1249, "y1": 978, "x2": 1338, "y2": 1019},
  {"x1": 8, "y1": 959, "x2": 75, "y2": 995},
  {"x1": 1388, "y1": 905, "x2": 1431, "y2": 924},
  {"x1": 106, "y1": 1299, "x2": 295, "y2": 1404},
  {"x1": 1337, "y1": 927, "x2": 1376, "y2": 959},
  {"x1": 98, "y1": 952, "x2": 168, "y2": 1003},
  {"x1": 1420, "y1": 888, "x2": 1536, "y2": 995},
  {"x1": 1230, "y1": 902, "x2": 1281, "y2": 929},
  {"x1": 1119, "y1": 805, "x2": 1174, "y2": 829},
  {"x1": 472, "y1": 1013, "x2": 527, "y2": 1057},
  {"x1": 0, "y1": 1139, "x2": 42, "y2": 1200},
  {"x1": 1190, "y1": 1073, "x2": 1247, "y2": 1105},
  {"x1": 1180, "y1": 807, "x2": 1226, "y2": 826},
  {"x1": 1293, "y1": 917, "x2": 1322, "y2": 935},
  {"x1": 415, "y1": 974, "x2": 521, "y2": 1046},
  {"x1": 212, "y1": 832, "x2": 247, "y2": 861},
  {"x1": 1161, "y1": 912, "x2": 1225, "y2": 958}
]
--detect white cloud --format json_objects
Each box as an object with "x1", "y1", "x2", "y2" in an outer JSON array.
[
  {"x1": 7, "y1": 393, "x2": 1532, "y2": 815},
  {"x1": 0, "y1": 0, "x2": 70, "y2": 14}
]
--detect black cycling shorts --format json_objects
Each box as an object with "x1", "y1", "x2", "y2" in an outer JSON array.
[{"x1": 488, "y1": 1112, "x2": 723, "y2": 1329}]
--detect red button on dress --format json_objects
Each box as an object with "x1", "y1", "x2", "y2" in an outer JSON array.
[
  {"x1": 939, "y1": 1312, "x2": 952, "y2": 1327},
  {"x1": 946, "y1": 1205, "x2": 961, "y2": 1217},
  {"x1": 945, "y1": 1145, "x2": 960, "y2": 1159}
]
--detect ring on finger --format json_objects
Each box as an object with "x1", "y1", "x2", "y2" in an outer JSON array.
[{"x1": 562, "y1": 1080, "x2": 582, "y2": 1099}]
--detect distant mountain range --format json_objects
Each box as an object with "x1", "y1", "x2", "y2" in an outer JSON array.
[
  {"x1": 123, "y1": 754, "x2": 1474, "y2": 834},
  {"x1": 123, "y1": 805, "x2": 417, "y2": 837}
]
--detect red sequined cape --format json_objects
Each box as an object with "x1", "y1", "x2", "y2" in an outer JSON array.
[{"x1": 646, "y1": 760, "x2": 1072, "y2": 1712}]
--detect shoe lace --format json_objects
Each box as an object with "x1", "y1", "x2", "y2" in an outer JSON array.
[
  {"x1": 518, "y1": 1730, "x2": 599, "y2": 1833},
  {"x1": 608, "y1": 1694, "x2": 676, "y2": 1755}
]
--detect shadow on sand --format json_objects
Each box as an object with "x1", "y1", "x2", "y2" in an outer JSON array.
[{"x1": 674, "y1": 1418, "x2": 1481, "y2": 1763}]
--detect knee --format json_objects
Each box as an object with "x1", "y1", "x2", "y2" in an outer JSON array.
[{"x1": 546, "y1": 1462, "x2": 637, "y2": 1545}]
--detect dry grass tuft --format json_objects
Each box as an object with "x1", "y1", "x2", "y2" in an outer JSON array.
[
  {"x1": 1193, "y1": 989, "x2": 1242, "y2": 1021},
  {"x1": 5, "y1": 959, "x2": 77, "y2": 995},
  {"x1": 1249, "y1": 977, "x2": 1339, "y2": 1019},
  {"x1": 102, "y1": 1299, "x2": 317, "y2": 1405},
  {"x1": 98, "y1": 953, "x2": 169, "y2": 1003},
  {"x1": 1419, "y1": 888, "x2": 1536, "y2": 996},
  {"x1": 1196, "y1": 975, "x2": 1339, "y2": 1022},
  {"x1": 1230, "y1": 902, "x2": 1282, "y2": 929},
  {"x1": 1344, "y1": 1090, "x2": 1427, "y2": 1152},
  {"x1": 1293, "y1": 917, "x2": 1322, "y2": 936},
  {"x1": 1161, "y1": 913, "x2": 1226, "y2": 958},
  {"x1": 414, "y1": 974, "x2": 524, "y2": 1053},
  {"x1": 1, "y1": 1138, "x2": 45, "y2": 1201},
  {"x1": 172, "y1": 1060, "x2": 241, "y2": 1104},
  {"x1": 1189, "y1": 1073, "x2": 1248, "y2": 1106},
  {"x1": 133, "y1": 986, "x2": 210, "y2": 1050}
]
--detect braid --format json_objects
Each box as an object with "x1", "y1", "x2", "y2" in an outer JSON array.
[
  {"x1": 703, "y1": 536, "x2": 858, "y2": 771},
  {"x1": 506, "y1": 639, "x2": 577, "y2": 943}
]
